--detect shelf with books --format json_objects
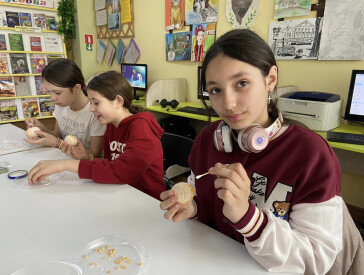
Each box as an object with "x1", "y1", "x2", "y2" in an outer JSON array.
[
  {"x1": 2, "y1": 94, "x2": 50, "y2": 100},
  {"x1": 0, "y1": 51, "x2": 65, "y2": 54},
  {"x1": 0, "y1": 115, "x2": 53, "y2": 124},
  {"x1": 0, "y1": 26, "x2": 57, "y2": 33},
  {"x1": 0, "y1": 2, "x2": 57, "y2": 12},
  {"x1": 1, "y1": 73, "x2": 40, "y2": 76},
  {"x1": 0, "y1": 95, "x2": 55, "y2": 123},
  {"x1": 0, "y1": 1, "x2": 63, "y2": 124}
]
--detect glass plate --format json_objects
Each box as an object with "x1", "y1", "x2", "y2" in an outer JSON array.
[
  {"x1": 12, "y1": 261, "x2": 83, "y2": 275},
  {"x1": 0, "y1": 161, "x2": 12, "y2": 168},
  {"x1": 12, "y1": 172, "x2": 65, "y2": 188},
  {"x1": 0, "y1": 140, "x2": 27, "y2": 152},
  {"x1": 79, "y1": 235, "x2": 149, "y2": 275},
  {"x1": 0, "y1": 161, "x2": 12, "y2": 174}
]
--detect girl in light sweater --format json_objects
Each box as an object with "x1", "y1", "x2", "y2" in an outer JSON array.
[{"x1": 28, "y1": 71, "x2": 165, "y2": 200}]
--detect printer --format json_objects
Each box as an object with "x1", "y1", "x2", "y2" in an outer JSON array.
[{"x1": 278, "y1": 91, "x2": 342, "y2": 131}]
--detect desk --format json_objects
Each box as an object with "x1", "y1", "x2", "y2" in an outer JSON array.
[
  {"x1": 0, "y1": 123, "x2": 39, "y2": 155},
  {"x1": 0, "y1": 148, "x2": 294, "y2": 274},
  {"x1": 133, "y1": 100, "x2": 221, "y2": 123},
  {"x1": 0, "y1": 148, "x2": 296, "y2": 275},
  {"x1": 316, "y1": 124, "x2": 364, "y2": 154}
]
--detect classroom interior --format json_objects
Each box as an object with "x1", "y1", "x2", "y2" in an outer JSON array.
[
  {"x1": 2, "y1": 0, "x2": 364, "y2": 239},
  {"x1": 66, "y1": 0, "x2": 364, "y2": 231},
  {"x1": 1, "y1": 0, "x2": 364, "y2": 272}
]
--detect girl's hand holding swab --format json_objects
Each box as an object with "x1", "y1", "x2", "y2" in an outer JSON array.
[{"x1": 208, "y1": 162, "x2": 250, "y2": 223}]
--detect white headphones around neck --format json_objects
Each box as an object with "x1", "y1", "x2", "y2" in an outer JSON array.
[{"x1": 214, "y1": 113, "x2": 284, "y2": 153}]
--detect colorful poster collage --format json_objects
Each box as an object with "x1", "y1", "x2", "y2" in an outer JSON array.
[
  {"x1": 164, "y1": 0, "x2": 217, "y2": 62},
  {"x1": 165, "y1": 22, "x2": 216, "y2": 62}
]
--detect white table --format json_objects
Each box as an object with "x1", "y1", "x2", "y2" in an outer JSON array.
[
  {"x1": 0, "y1": 123, "x2": 39, "y2": 155},
  {"x1": 0, "y1": 147, "x2": 295, "y2": 274}
]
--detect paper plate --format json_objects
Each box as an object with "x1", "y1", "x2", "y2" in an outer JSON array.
[
  {"x1": 12, "y1": 172, "x2": 65, "y2": 188},
  {"x1": 12, "y1": 261, "x2": 83, "y2": 275},
  {"x1": 0, "y1": 140, "x2": 27, "y2": 152},
  {"x1": 79, "y1": 235, "x2": 149, "y2": 275}
]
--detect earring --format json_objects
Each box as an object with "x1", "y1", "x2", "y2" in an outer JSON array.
[{"x1": 268, "y1": 93, "x2": 272, "y2": 104}]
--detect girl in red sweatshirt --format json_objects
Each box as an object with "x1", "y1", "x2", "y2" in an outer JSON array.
[{"x1": 28, "y1": 71, "x2": 165, "y2": 200}]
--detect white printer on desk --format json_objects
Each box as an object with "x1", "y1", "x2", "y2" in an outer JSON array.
[{"x1": 278, "y1": 91, "x2": 342, "y2": 131}]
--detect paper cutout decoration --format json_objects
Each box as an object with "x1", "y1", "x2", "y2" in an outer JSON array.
[
  {"x1": 105, "y1": 40, "x2": 116, "y2": 66},
  {"x1": 226, "y1": 0, "x2": 261, "y2": 29},
  {"x1": 123, "y1": 38, "x2": 140, "y2": 64},
  {"x1": 97, "y1": 39, "x2": 106, "y2": 63},
  {"x1": 115, "y1": 39, "x2": 125, "y2": 64}
]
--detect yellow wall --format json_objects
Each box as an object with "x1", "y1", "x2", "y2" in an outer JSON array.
[{"x1": 73, "y1": 0, "x2": 364, "y2": 208}]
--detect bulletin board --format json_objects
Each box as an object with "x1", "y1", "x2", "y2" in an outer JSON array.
[{"x1": 96, "y1": 0, "x2": 135, "y2": 39}]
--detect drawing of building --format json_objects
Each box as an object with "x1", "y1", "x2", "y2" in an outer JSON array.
[
  {"x1": 294, "y1": 20, "x2": 315, "y2": 39},
  {"x1": 272, "y1": 19, "x2": 318, "y2": 57},
  {"x1": 277, "y1": 20, "x2": 315, "y2": 44}
]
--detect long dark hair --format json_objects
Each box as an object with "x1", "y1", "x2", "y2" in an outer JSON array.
[
  {"x1": 86, "y1": 71, "x2": 145, "y2": 114},
  {"x1": 201, "y1": 29, "x2": 304, "y2": 127},
  {"x1": 42, "y1": 58, "x2": 87, "y2": 95}
]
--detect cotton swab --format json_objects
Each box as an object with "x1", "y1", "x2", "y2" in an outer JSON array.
[
  {"x1": 196, "y1": 171, "x2": 210, "y2": 179},
  {"x1": 195, "y1": 164, "x2": 230, "y2": 179}
]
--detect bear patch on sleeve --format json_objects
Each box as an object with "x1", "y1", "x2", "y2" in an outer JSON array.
[{"x1": 273, "y1": 201, "x2": 290, "y2": 221}]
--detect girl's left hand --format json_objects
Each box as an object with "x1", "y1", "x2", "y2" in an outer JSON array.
[
  {"x1": 208, "y1": 162, "x2": 251, "y2": 224},
  {"x1": 28, "y1": 160, "x2": 64, "y2": 184},
  {"x1": 61, "y1": 140, "x2": 88, "y2": 160}
]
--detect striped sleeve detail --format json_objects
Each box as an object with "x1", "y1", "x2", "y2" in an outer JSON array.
[{"x1": 230, "y1": 201, "x2": 268, "y2": 241}]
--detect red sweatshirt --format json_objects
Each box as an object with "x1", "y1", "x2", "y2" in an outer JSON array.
[{"x1": 78, "y1": 112, "x2": 165, "y2": 200}]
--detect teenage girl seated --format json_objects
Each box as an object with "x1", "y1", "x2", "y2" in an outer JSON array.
[
  {"x1": 159, "y1": 29, "x2": 363, "y2": 274},
  {"x1": 28, "y1": 71, "x2": 165, "y2": 200},
  {"x1": 24, "y1": 58, "x2": 106, "y2": 159}
]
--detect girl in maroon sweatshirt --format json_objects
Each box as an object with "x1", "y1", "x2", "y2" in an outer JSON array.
[
  {"x1": 28, "y1": 71, "x2": 165, "y2": 200},
  {"x1": 159, "y1": 29, "x2": 351, "y2": 274}
]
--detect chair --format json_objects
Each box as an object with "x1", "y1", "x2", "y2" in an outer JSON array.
[{"x1": 160, "y1": 132, "x2": 194, "y2": 190}]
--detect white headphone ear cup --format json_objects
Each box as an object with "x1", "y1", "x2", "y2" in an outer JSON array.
[
  {"x1": 221, "y1": 125, "x2": 233, "y2": 153},
  {"x1": 214, "y1": 121, "x2": 225, "y2": 152},
  {"x1": 237, "y1": 129, "x2": 249, "y2": 152}
]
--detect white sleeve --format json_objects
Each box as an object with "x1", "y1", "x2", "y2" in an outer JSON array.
[
  {"x1": 244, "y1": 196, "x2": 343, "y2": 275},
  {"x1": 187, "y1": 171, "x2": 196, "y2": 193}
]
